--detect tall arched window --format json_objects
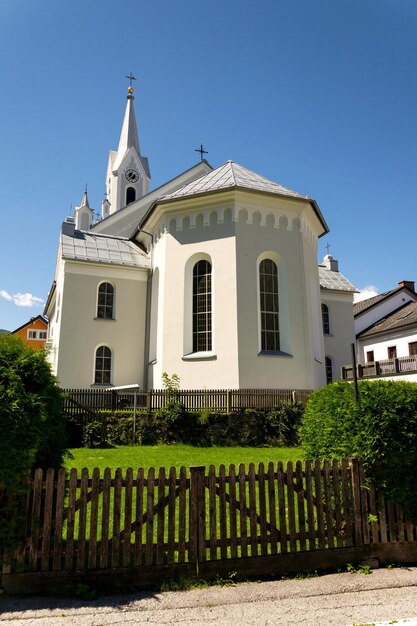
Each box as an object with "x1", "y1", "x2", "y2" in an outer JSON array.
[
  {"x1": 325, "y1": 356, "x2": 333, "y2": 385},
  {"x1": 95, "y1": 346, "x2": 112, "y2": 384},
  {"x1": 259, "y1": 259, "x2": 279, "y2": 351},
  {"x1": 126, "y1": 186, "x2": 136, "y2": 205},
  {"x1": 322, "y1": 303, "x2": 330, "y2": 335},
  {"x1": 97, "y1": 282, "x2": 114, "y2": 319},
  {"x1": 193, "y1": 260, "x2": 212, "y2": 352}
]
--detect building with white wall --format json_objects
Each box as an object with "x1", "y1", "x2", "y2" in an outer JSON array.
[
  {"x1": 44, "y1": 84, "x2": 356, "y2": 390},
  {"x1": 351, "y1": 281, "x2": 417, "y2": 382}
]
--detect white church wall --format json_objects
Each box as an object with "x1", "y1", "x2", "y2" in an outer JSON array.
[
  {"x1": 234, "y1": 211, "x2": 317, "y2": 389},
  {"x1": 322, "y1": 291, "x2": 355, "y2": 380},
  {"x1": 55, "y1": 261, "x2": 148, "y2": 388},
  {"x1": 148, "y1": 206, "x2": 240, "y2": 389},
  {"x1": 146, "y1": 192, "x2": 327, "y2": 390}
]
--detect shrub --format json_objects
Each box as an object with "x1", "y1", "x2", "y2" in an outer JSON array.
[
  {"x1": 300, "y1": 380, "x2": 417, "y2": 520},
  {"x1": 0, "y1": 334, "x2": 68, "y2": 553},
  {"x1": 264, "y1": 402, "x2": 304, "y2": 447}
]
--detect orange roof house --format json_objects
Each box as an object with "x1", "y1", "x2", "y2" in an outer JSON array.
[{"x1": 12, "y1": 315, "x2": 48, "y2": 350}]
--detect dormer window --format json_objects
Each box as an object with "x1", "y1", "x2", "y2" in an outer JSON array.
[{"x1": 126, "y1": 186, "x2": 136, "y2": 205}]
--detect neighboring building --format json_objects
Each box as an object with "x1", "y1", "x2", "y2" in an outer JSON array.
[
  {"x1": 44, "y1": 83, "x2": 356, "y2": 390},
  {"x1": 12, "y1": 315, "x2": 48, "y2": 350},
  {"x1": 345, "y1": 281, "x2": 417, "y2": 382}
]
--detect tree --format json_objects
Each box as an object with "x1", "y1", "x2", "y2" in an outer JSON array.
[{"x1": 0, "y1": 334, "x2": 68, "y2": 552}]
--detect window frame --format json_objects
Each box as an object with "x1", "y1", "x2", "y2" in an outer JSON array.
[
  {"x1": 325, "y1": 356, "x2": 333, "y2": 384},
  {"x1": 387, "y1": 345, "x2": 397, "y2": 359},
  {"x1": 96, "y1": 282, "x2": 115, "y2": 320},
  {"x1": 321, "y1": 303, "x2": 330, "y2": 335},
  {"x1": 258, "y1": 258, "x2": 280, "y2": 352},
  {"x1": 192, "y1": 259, "x2": 212, "y2": 353},
  {"x1": 366, "y1": 350, "x2": 374, "y2": 363},
  {"x1": 409, "y1": 342, "x2": 417, "y2": 357},
  {"x1": 94, "y1": 345, "x2": 112, "y2": 385},
  {"x1": 27, "y1": 330, "x2": 37, "y2": 340}
]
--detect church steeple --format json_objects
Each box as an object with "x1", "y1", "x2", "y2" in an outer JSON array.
[
  {"x1": 117, "y1": 84, "x2": 140, "y2": 156},
  {"x1": 104, "y1": 76, "x2": 151, "y2": 217}
]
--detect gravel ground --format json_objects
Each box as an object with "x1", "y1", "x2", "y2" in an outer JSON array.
[{"x1": 1, "y1": 567, "x2": 417, "y2": 625}]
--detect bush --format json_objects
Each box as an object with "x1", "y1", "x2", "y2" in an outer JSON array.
[
  {"x1": 300, "y1": 380, "x2": 417, "y2": 520},
  {"x1": 80, "y1": 403, "x2": 304, "y2": 449},
  {"x1": 0, "y1": 334, "x2": 68, "y2": 553}
]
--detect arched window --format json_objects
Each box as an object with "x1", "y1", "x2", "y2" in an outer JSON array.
[
  {"x1": 97, "y1": 282, "x2": 114, "y2": 319},
  {"x1": 126, "y1": 186, "x2": 136, "y2": 205},
  {"x1": 95, "y1": 346, "x2": 112, "y2": 384},
  {"x1": 193, "y1": 260, "x2": 212, "y2": 352},
  {"x1": 322, "y1": 303, "x2": 330, "y2": 335},
  {"x1": 259, "y1": 259, "x2": 279, "y2": 351},
  {"x1": 325, "y1": 356, "x2": 333, "y2": 385}
]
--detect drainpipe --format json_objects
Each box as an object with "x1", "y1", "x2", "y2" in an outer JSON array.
[{"x1": 138, "y1": 229, "x2": 154, "y2": 390}]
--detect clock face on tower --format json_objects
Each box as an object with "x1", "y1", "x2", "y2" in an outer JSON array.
[{"x1": 125, "y1": 169, "x2": 139, "y2": 183}]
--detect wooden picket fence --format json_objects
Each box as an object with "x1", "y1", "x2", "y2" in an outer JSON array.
[
  {"x1": 62, "y1": 388, "x2": 312, "y2": 420},
  {"x1": 2, "y1": 458, "x2": 417, "y2": 594}
]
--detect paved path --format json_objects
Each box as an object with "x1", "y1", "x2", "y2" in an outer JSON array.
[{"x1": 1, "y1": 567, "x2": 417, "y2": 625}]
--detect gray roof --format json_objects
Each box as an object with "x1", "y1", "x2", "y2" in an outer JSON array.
[
  {"x1": 61, "y1": 229, "x2": 149, "y2": 268},
  {"x1": 358, "y1": 301, "x2": 417, "y2": 338},
  {"x1": 352, "y1": 286, "x2": 417, "y2": 317},
  {"x1": 160, "y1": 160, "x2": 310, "y2": 201},
  {"x1": 141, "y1": 160, "x2": 329, "y2": 236},
  {"x1": 319, "y1": 265, "x2": 357, "y2": 293}
]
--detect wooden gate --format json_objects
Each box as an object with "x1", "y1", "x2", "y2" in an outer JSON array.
[{"x1": 3, "y1": 458, "x2": 417, "y2": 594}]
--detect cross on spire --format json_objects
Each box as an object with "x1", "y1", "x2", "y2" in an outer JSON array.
[
  {"x1": 325, "y1": 241, "x2": 331, "y2": 255},
  {"x1": 195, "y1": 143, "x2": 208, "y2": 161},
  {"x1": 125, "y1": 72, "x2": 137, "y2": 88}
]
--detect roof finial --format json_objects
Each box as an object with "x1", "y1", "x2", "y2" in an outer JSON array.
[
  {"x1": 125, "y1": 72, "x2": 137, "y2": 96},
  {"x1": 325, "y1": 241, "x2": 331, "y2": 255},
  {"x1": 195, "y1": 143, "x2": 208, "y2": 161}
]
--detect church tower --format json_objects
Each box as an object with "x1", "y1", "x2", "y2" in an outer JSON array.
[
  {"x1": 74, "y1": 189, "x2": 93, "y2": 230},
  {"x1": 103, "y1": 75, "x2": 151, "y2": 217}
]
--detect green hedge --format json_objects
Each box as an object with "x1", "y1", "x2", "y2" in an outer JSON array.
[
  {"x1": 0, "y1": 334, "x2": 68, "y2": 554},
  {"x1": 300, "y1": 380, "x2": 417, "y2": 520},
  {"x1": 80, "y1": 401, "x2": 304, "y2": 449}
]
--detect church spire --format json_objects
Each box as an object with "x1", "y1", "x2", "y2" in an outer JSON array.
[
  {"x1": 80, "y1": 186, "x2": 90, "y2": 208},
  {"x1": 117, "y1": 77, "x2": 140, "y2": 156},
  {"x1": 104, "y1": 75, "x2": 151, "y2": 215}
]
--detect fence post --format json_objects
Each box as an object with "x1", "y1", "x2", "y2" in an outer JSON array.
[
  {"x1": 349, "y1": 458, "x2": 363, "y2": 547},
  {"x1": 111, "y1": 390, "x2": 117, "y2": 411},
  {"x1": 189, "y1": 465, "x2": 206, "y2": 572},
  {"x1": 226, "y1": 390, "x2": 232, "y2": 413},
  {"x1": 146, "y1": 390, "x2": 152, "y2": 412}
]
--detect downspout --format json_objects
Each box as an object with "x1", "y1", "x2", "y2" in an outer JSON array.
[{"x1": 139, "y1": 229, "x2": 154, "y2": 389}]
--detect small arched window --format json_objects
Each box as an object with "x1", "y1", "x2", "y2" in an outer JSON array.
[
  {"x1": 97, "y1": 282, "x2": 114, "y2": 319},
  {"x1": 322, "y1": 303, "x2": 330, "y2": 335},
  {"x1": 325, "y1": 356, "x2": 333, "y2": 385},
  {"x1": 193, "y1": 260, "x2": 212, "y2": 352},
  {"x1": 126, "y1": 186, "x2": 136, "y2": 205},
  {"x1": 259, "y1": 259, "x2": 279, "y2": 351},
  {"x1": 95, "y1": 346, "x2": 112, "y2": 384}
]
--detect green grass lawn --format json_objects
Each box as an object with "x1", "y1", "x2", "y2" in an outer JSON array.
[{"x1": 67, "y1": 444, "x2": 304, "y2": 473}]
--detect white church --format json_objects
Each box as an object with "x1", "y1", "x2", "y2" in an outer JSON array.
[{"x1": 44, "y1": 81, "x2": 356, "y2": 390}]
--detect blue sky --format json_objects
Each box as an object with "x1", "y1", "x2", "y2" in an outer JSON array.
[{"x1": 1, "y1": 0, "x2": 416, "y2": 331}]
